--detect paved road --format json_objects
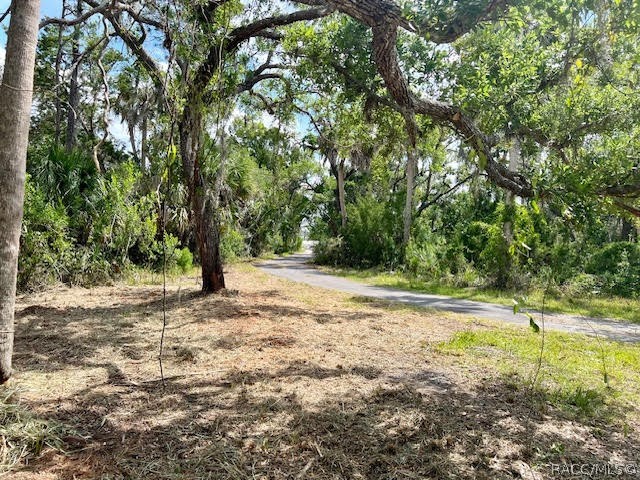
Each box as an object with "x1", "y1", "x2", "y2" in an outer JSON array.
[{"x1": 256, "y1": 253, "x2": 640, "y2": 343}]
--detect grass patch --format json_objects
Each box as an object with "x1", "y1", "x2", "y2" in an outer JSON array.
[
  {"x1": 0, "y1": 388, "x2": 68, "y2": 474},
  {"x1": 124, "y1": 265, "x2": 201, "y2": 286},
  {"x1": 323, "y1": 266, "x2": 640, "y2": 323},
  {"x1": 437, "y1": 327, "x2": 640, "y2": 420}
]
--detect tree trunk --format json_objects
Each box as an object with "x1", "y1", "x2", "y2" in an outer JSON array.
[
  {"x1": 54, "y1": 1, "x2": 68, "y2": 144},
  {"x1": 65, "y1": 0, "x2": 82, "y2": 152},
  {"x1": 621, "y1": 218, "x2": 635, "y2": 242},
  {"x1": 128, "y1": 119, "x2": 139, "y2": 165},
  {"x1": 141, "y1": 115, "x2": 148, "y2": 169},
  {"x1": 0, "y1": 0, "x2": 41, "y2": 384},
  {"x1": 503, "y1": 138, "x2": 521, "y2": 244},
  {"x1": 402, "y1": 147, "x2": 417, "y2": 247},
  {"x1": 179, "y1": 96, "x2": 225, "y2": 294},
  {"x1": 327, "y1": 147, "x2": 347, "y2": 230},
  {"x1": 337, "y1": 159, "x2": 348, "y2": 230}
]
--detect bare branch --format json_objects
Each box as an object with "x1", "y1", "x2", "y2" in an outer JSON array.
[
  {"x1": 416, "y1": 174, "x2": 475, "y2": 217},
  {"x1": 40, "y1": 3, "x2": 109, "y2": 29},
  {"x1": 0, "y1": 1, "x2": 13, "y2": 24}
]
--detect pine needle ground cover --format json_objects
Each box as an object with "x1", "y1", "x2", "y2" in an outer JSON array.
[{"x1": 3, "y1": 264, "x2": 639, "y2": 479}]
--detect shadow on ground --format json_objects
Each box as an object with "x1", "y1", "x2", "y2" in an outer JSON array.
[
  {"x1": 10, "y1": 285, "x2": 640, "y2": 480},
  {"x1": 15, "y1": 373, "x2": 640, "y2": 479}
]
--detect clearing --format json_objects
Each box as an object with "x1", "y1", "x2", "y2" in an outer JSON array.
[{"x1": 2, "y1": 263, "x2": 639, "y2": 479}]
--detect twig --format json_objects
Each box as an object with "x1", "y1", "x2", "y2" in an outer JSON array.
[
  {"x1": 0, "y1": 1, "x2": 13, "y2": 24},
  {"x1": 159, "y1": 190, "x2": 167, "y2": 387},
  {"x1": 295, "y1": 458, "x2": 315, "y2": 479},
  {"x1": 530, "y1": 275, "x2": 550, "y2": 389}
]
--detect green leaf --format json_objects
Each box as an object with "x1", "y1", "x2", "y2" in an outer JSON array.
[
  {"x1": 531, "y1": 200, "x2": 540, "y2": 214},
  {"x1": 528, "y1": 314, "x2": 540, "y2": 333}
]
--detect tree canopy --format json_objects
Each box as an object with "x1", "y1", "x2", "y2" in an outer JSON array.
[{"x1": 2, "y1": 0, "x2": 636, "y2": 296}]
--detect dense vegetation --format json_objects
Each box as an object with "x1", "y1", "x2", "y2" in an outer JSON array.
[{"x1": 17, "y1": 0, "x2": 639, "y2": 306}]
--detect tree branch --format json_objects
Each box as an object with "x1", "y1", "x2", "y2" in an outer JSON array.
[
  {"x1": 416, "y1": 174, "x2": 474, "y2": 217},
  {"x1": 82, "y1": 0, "x2": 165, "y2": 93},
  {"x1": 193, "y1": 6, "x2": 335, "y2": 91},
  {"x1": 40, "y1": 3, "x2": 109, "y2": 29}
]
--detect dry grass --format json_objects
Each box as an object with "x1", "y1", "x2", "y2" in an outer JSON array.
[{"x1": 3, "y1": 264, "x2": 639, "y2": 479}]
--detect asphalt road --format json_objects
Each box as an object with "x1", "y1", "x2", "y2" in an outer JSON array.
[{"x1": 256, "y1": 253, "x2": 640, "y2": 343}]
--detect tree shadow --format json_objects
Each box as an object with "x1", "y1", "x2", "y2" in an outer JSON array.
[
  {"x1": 14, "y1": 364, "x2": 640, "y2": 479},
  {"x1": 13, "y1": 287, "x2": 384, "y2": 374},
  {"x1": 11, "y1": 283, "x2": 639, "y2": 479}
]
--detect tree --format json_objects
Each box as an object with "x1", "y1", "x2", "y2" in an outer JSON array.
[
  {"x1": 79, "y1": 1, "x2": 333, "y2": 293},
  {"x1": 38, "y1": 0, "x2": 640, "y2": 292},
  {"x1": 0, "y1": 0, "x2": 42, "y2": 384},
  {"x1": 65, "y1": 0, "x2": 82, "y2": 152}
]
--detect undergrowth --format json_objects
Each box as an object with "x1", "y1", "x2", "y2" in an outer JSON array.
[
  {"x1": 0, "y1": 388, "x2": 68, "y2": 474},
  {"x1": 436, "y1": 328, "x2": 640, "y2": 421}
]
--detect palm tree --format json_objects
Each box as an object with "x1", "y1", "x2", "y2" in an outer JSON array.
[{"x1": 0, "y1": 0, "x2": 41, "y2": 384}]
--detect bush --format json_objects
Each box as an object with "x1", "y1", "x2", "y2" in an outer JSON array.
[
  {"x1": 176, "y1": 247, "x2": 194, "y2": 273},
  {"x1": 562, "y1": 273, "x2": 601, "y2": 297},
  {"x1": 545, "y1": 242, "x2": 583, "y2": 284},
  {"x1": 19, "y1": 177, "x2": 73, "y2": 290},
  {"x1": 149, "y1": 234, "x2": 193, "y2": 274},
  {"x1": 65, "y1": 247, "x2": 114, "y2": 286},
  {"x1": 601, "y1": 251, "x2": 640, "y2": 298},
  {"x1": 312, "y1": 237, "x2": 344, "y2": 266},
  {"x1": 462, "y1": 221, "x2": 511, "y2": 287},
  {"x1": 586, "y1": 243, "x2": 640, "y2": 298},
  {"x1": 221, "y1": 227, "x2": 247, "y2": 262},
  {"x1": 88, "y1": 162, "x2": 157, "y2": 264},
  {"x1": 272, "y1": 233, "x2": 303, "y2": 255},
  {"x1": 404, "y1": 239, "x2": 443, "y2": 278},
  {"x1": 586, "y1": 242, "x2": 640, "y2": 275},
  {"x1": 342, "y1": 196, "x2": 401, "y2": 268}
]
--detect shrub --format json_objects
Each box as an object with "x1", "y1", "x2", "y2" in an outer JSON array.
[
  {"x1": 586, "y1": 242, "x2": 640, "y2": 275},
  {"x1": 313, "y1": 237, "x2": 344, "y2": 266},
  {"x1": 562, "y1": 273, "x2": 601, "y2": 297},
  {"x1": 176, "y1": 247, "x2": 194, "y2": 273},
  {"x1": 19, "y1": 177, "x2": 73, "y2": 290},
  {"x1": 586, "y1": 243, "x2": 640, "y2": 298},
  {"x1": 221, "y1": 227, "x2": 247, "y2": 262},
  {"x1": 272, "y1": 233, "x2": 303, "y2": 255},
  {"x1": 462, "y1": 221, "x2": 511, "y2": 287},
  {"x1": 149, "y1": 234, "x2": 193, "y2": 274},
  {"x1": 65, "y1": 247, "x2": 114, "y2": 286},
  {"x1": 404, "y1": 239, "x2": 443, "y2": 278},
  {"x1": 88, "y1": 162, "x2": 157, "y2": 264},
  {"x1": 341, "y1": 195, "x2": 401, "y2": 268}
]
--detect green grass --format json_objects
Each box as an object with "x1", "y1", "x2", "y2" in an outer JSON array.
[
  {"x1": 437, "y1": 327, "x2": 640, "y2": 420},
  {"x1": 0, "y1": 388, "x2": 69, "y2": 474},
  {"x1": 124, "y1": 265, "x2": 201, "y2": 286},
  {"x1": 322, "y1": 267, "x2": 640, "y2": 323}
]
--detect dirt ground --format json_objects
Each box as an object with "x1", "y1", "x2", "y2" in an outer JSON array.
[{"x1": 5, "y1": 264, "x2": 639, "y2": 479}]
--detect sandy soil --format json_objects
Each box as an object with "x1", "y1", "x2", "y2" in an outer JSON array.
[{"x1": 4, "y1": 264, "x2": 639, "y2": 479}]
